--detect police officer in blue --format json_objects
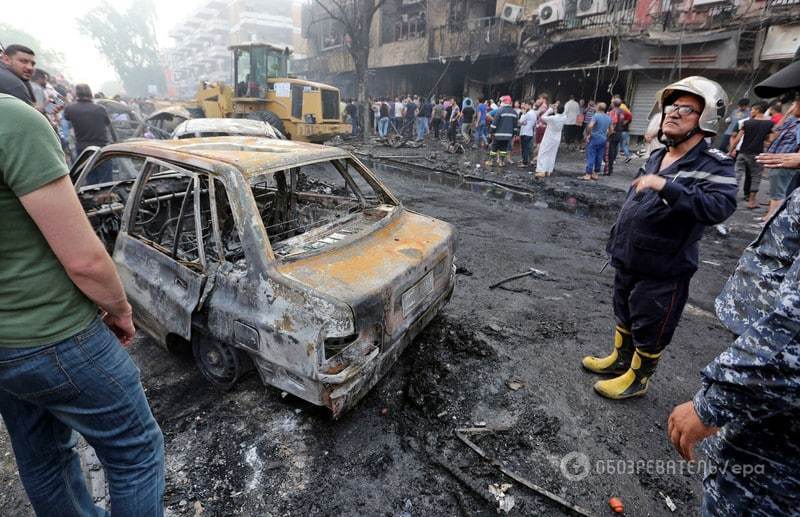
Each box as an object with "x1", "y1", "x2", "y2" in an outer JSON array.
[
  {"x1": 582, "y1": 77, "x2": 738, "y2": 399},
  {"x1": 668, "y1": 60, "x2": 800, "y2": 516}
]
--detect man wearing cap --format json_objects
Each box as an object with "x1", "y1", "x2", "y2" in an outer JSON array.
[
  {"x1": 582, "y1": 76, "x2": 737, "y2": 400},
  {"x1": 668, "y1": 51, "x2": 800, "y2": 517}
]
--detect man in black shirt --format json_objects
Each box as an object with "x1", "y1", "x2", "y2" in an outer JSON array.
[
  {"x1": 63, "y1": 84, "x2": 114, "y2": 183},
  {"x1": 417, "y1": 98, "x2": 433, "y2": 141},
  {"x1": 0, "y1": 44, "x2": 36, "y2": 104},
  {"x1": 345, "y1": 99, "x2": 358, "y2": 136},
  {"x1": 461, "y1": 99, "x2": 476, "y2": 143},
  {"x1": 730, "y1": 101, "x2": 774, "y2": 209},
  {"x1": 402, "y1": 96, "x2": 417, "y2": 140}
]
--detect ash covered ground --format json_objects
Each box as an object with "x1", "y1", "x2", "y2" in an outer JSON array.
[{"x1": 1, "y1": 137, "x2": 764, "y2": 516}]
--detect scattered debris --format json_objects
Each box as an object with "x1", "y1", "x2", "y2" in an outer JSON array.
[
  {"x1": 455, "y1": 265, "x2": 474, "y2": 276},
  {"x1": 455, "y1": 428, "x2": 594, "y2": 516},
  {"x1": 380, "y1": 408, "x2": 389, "y2": 416},
  {"x1": 660, "y1": 491, "x2": 677, "y2": 512},
  {"x1": 715, "y1": 224, "x2": 730, "y2": 236},
  {"x1": 701, "y1": 260, "x2": 721, "y2": 267},
  {"x1": 489, "y1": 268, "x2": 549, "y2": 289},
  {"x1": 399, "y1": 498, "x2": 413, "y2": 517},
  {"x1": 488, "y1": 483, "x2": 516, "y2": 513},
  {"x1": 608, "y1": 497, "x2": 624, "y2": 513},
  {"x1": 507, "y1": 380, "x2": 525, "y2": 391}
]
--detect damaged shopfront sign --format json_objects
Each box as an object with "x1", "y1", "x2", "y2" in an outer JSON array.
[{"x1": 618, "y1": 31, "x2": 739, "y2": 70}]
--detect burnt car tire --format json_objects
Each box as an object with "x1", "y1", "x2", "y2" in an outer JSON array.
[
  {"x1": 192, "y1": 335, "x2": 253, "y2": 390},
  {"x1": 246, "y1": 110, "x2": 286, "y2": 140}
]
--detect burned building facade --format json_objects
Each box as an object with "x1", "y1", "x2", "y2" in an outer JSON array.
[
  {"x1": 164, "y1": 0, "x2": 306, "y2": 99},
  {"x1": 295, "y1": 0, "x2": 522, "y2": 100},
  {"x1": 297, "y1": 0, "x2": 800, "y2": 136}
]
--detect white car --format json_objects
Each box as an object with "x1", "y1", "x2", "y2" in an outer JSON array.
[{"x1": 172, "y1": 118, "x2": 284, "y2": 140}]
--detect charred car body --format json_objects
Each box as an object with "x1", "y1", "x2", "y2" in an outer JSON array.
[{"x1": 71, "y1": 138, "x2": 456, "y2": 417}]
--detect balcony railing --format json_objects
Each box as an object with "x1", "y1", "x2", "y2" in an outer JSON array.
[
  {"x1": 537, "y1": 0, "x2": 636, "y2": 35},
  {"x1": 428, "y1": 17, "x2": 518, "y2": 61}
]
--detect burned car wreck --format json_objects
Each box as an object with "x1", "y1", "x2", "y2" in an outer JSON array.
[{"x1": 71, "y1": 137, "x2": 456, "y2": 417}]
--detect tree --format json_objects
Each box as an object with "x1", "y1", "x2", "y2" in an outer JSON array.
[
  {"x1": 77, "y1": 0, "x2": 165, "y2": 97},
  {"x1": 312, "y1": 0, "x2": 386, "y2": 142},
  {"x1": 0, "y1": 24, "x2": 64, "y2": 73}
]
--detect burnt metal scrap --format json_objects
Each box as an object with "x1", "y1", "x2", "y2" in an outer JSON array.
[{"x1": 72, "y1": 136, "x2": 456, "y2": 417}]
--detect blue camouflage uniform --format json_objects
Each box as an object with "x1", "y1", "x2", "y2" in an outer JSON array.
[
  {"x1": 606, "y1": 140, "x2": 738, "y2": 354},
  {"x1": 693, "y1": 187, "x2": 800, "y2": 516}
]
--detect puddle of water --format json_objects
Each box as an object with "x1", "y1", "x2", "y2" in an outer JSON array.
[{"x1": 368, "y1": 159, "x2": 612, "y2": 220}]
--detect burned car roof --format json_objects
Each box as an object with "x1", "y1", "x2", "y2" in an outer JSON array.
[{"x1": 100, "y1": 137, "x2": 351, "y2": 179}]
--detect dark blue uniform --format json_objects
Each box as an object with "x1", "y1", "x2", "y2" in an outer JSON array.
[
  {"x1": 606, "y1": 140, "x2": 737, "y2": 353},
  {"x1": 694, "y1": 188, "x2": 800, "y2": 516}
]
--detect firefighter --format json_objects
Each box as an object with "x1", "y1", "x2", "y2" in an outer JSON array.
[
  {"x1": 486, "y1": 95, "x2": 517, "y2": 168},
  {"x1": 582, "y1": 77, "x2": 738, "y2": 399}
]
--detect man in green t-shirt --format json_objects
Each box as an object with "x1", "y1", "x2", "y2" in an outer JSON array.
[{"x1": 0, "y1": 94, "x2": 164, "y2": 516}]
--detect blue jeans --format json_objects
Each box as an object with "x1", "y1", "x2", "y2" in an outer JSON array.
[
  {"x1": 0, "y1": 317, "x2": 165, "y2": 516},
  {"x1": 416, "y1": 117, "x2": 429, "y2": 140},
  {"x1": 586, "y1": 136, "x2": 607, "y2": 173},
  {"x1": 621, "y1": 131, "x2": 631, "y2": 158},
  {"x1": 475, "y1": 123, "x2": 488, "y2": 146},
  {"x1": 378, "y1": 117, "x2": 389, "y2": 138}
]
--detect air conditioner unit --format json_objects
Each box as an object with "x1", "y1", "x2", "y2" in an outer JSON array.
[
  {"x1": 577, "y1": 0, "x2": 608, "y2": 17},
  {"x1": 501, "y1": 4, "x2": 524, "y2": 23},
  {"x1": 538, "y1": 0, "x2": 565, "y2": 25}
]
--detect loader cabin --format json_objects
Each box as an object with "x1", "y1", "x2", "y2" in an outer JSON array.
[{"x1": 231, "y1": 42, "x2": 341, "y2": 124}]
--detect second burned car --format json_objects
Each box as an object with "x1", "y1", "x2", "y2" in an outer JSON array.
[{"x1": 71, "y1": 137, "x2": 456, "y2": 417}]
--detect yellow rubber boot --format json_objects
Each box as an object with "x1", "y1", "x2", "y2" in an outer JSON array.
[
  {"x1": 593, "y1": 348, "x2": 662, "y2": 400},
  {"x1": 581, "y1": 326, "x2": 633, "y2": 375}
]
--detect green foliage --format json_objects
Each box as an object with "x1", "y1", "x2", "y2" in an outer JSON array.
[
  {"x1": 0, "y1": 23, "x2": 64, "y2": 73},
  {"x1": 77, "y1": 0, "x2": 165, "y2": 97}
]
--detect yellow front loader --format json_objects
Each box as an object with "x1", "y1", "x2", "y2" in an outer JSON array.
[{"x1": 189, "y1": 43, "x2": 351, "y2": 143}]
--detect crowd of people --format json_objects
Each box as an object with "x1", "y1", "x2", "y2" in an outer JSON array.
[
  {"x1": 716, "y1": 94, "x2": 800, "y2": 221},
  {"x1": 0, "y1": 43, "x2": 157, "y2": 167},
  {"x1": 356, "y1": 92, "x2": 636, "y2": 180}
]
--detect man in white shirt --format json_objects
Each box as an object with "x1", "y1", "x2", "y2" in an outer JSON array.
[
  {"x1": 518, "y1": 102, "x2": 537, "y2": 167},
  {"x1": 563, "y1": 95, "x2": 581, "y2": 148},
  {"x1": 393, "y1": 97, "x2": 404, "y2": 134}
]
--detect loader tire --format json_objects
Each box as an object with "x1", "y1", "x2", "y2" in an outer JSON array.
[{"x1": 246, "y1": 110, "x2": 287, "y2": 140}]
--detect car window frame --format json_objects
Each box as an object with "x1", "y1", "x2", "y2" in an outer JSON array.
[{"x1": 127, "y1": 157, "x2": 211, "y2": 270}]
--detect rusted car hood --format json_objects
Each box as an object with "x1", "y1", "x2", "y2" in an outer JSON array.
[{"x1": 277, "y1": 209, "x2": 454, "y2": 341}]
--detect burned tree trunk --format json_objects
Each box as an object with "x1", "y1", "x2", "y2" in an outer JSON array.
[{"x1": 313, "y1": 0, "x2": 385, "y2": 143}]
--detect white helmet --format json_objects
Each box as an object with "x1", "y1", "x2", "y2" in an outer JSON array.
[{"x1": 657, "y1": 76, "x2": 728, "y2": 136}]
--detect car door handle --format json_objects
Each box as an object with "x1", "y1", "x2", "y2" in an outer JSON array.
[{"x1": 175, "y1": 277, "x2": 188, "y2": 289}]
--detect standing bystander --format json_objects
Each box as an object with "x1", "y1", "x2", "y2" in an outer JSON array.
[
  {"x1": 728, "y1": 101, "x2": 774, "y2": 209},
  {"x1": 581, "y1": 102, "x2": 611, "y2": 180},
  {"x1": 0, "y1": 93, "x2": 165, "y2": 516},
  {"x1": 563, "y1": 95, "x2": 581, "y2": 149},
  {"x1": 0, "y1": 44, "x2": 36, "y2": 104}
]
